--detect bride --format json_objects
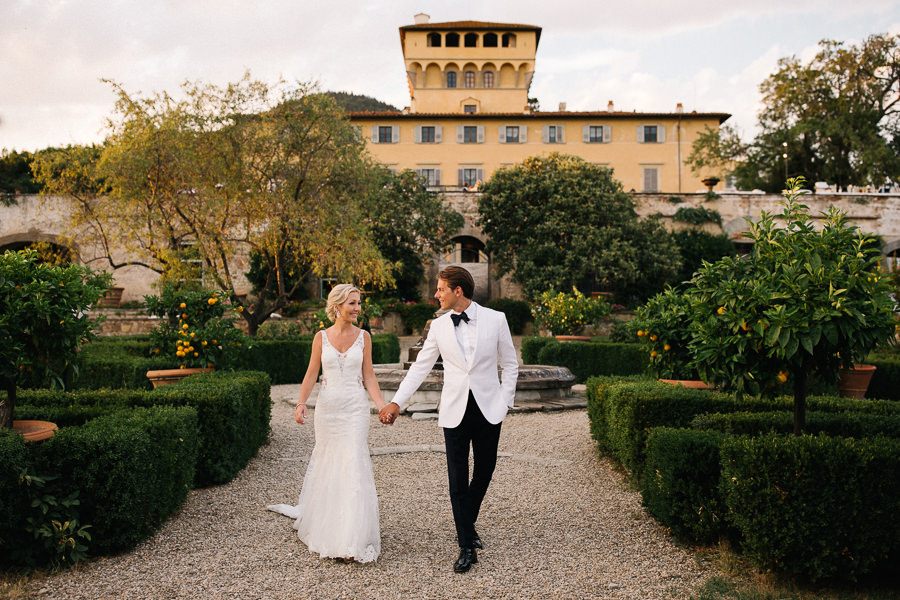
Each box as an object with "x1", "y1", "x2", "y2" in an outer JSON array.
[{"x1": 267, "y1": 284, "x2": 388, "y2": 563}]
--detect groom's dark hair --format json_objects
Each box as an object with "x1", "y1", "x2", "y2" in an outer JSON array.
[{"x1": 439, "y1": 266, "x2": 475, "y2": 299}]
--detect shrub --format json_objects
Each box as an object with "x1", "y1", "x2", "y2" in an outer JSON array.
[
  {"x1": 521, "y1": 336, "x2": 556, "y2": 364},
  {"x1": 75, "y1": 344, "x2": 171, "y2": 389},
  {"x1": 532, "y1": 288, "x2": 611, "y2": 335},
  {"x1": 401, "y1": 301, "x2": 438, "y2": 334},
  {"x1": 32, "y1": 406, "x2": 199, "y2": 555},
  {"x1": 585, "y1": 375, "x2": 652, "y2": 451},
  {"x1": 602, "y1": 381, "x2": 783, "y2": 473},
  {"x1": 721, "y1": 433, "x2": 900, "y2": 582},
  {"x1": 152, "y1": 370, "x2": 271, "y2": 485},
  {"x1": 536, "y1": 340, "x2": 648, "y2": 382},
  {"x1": 692, "y1": 410, "x2": 900, "y2": 438},
  {"x1": 864, "y1": 351, "x2": 900, "y2": 401},
  {"x1": 643, "y1": 428, "x2": 730, "y2": 543},
  {"x1": 371, "y1": 333, "x2": 401, "y2": 365},
  {"x1": 486, "y1": 298, "x2": 532, "y2": 334}
]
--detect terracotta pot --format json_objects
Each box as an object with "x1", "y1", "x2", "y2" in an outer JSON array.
[
  {"x1": 370, "y1": 317, "x2": 384, "y2": 328},
  {"x1": 554, "y1": 335, "x2": 591, "y2": 342},
  {"x1": 12, "y1": 420, "x2": 58, "y2": 442},
  {"x1": 146, "y1": 367, "x2": 213, "y2": 388},
  {"x1": 837, "y1": 363, "x2": 876, "y2": 399},
  {"x1": 659, "y1": 378, "x2": 715, "y2": 390}
]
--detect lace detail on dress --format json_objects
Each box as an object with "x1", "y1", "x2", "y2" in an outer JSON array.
[{"x1": 321, "y1": 329, "x2": 364, "y2": 375}]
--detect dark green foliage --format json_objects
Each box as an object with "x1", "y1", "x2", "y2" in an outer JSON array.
[
  {"x1": 585, "y1": 375, "x2": 653, "y2": 451},
  {"x1": 672, "y1": 206, "x2": 722, "y2": 226},
  {"x1": 243, "y1": 339, "x2": 314, "y2": 385},
  {"x1": 485, "y1": 298, "x2": 532, "y2": 334},
  {"x1": 0, "y1": 429, "x2": 29, "y2": 563},
  {"x1": 521, "y1": 336, "x2": 557, "y2": 364},
  {"x1": 0, "y1": 150, "x2": 40, "y2": 202},
  {"x1": 371, "y1": 333, "x2": 401, "y2": 365},
  {"x1": 32, "y1": 406, "x2": 198, "y2": 555},
  {"x1": 692, "y1": 410, "x2": 900, "y2": 438},
  {"x1": 75, "y1": 334, "x2": 400, "y2": 387},
  {"x1": 600, "y1": 381, "x2": 783, "y2": 473},
  {"x1": 721, "y1": 433, "x2": 900, "y2": 582},
  {"x1": 864, "y1": 351, "x2": 900, "y2": 400},
  {"x1": 398, "y1": 302, "x2": 437, "y2": 335},
  {"x1": 642, "y1": 428, "x2": 730, "y2": 543},
  {"x1": 477, "y1": 153, "x2": 681, "y2": 302},
  {"x1": 536, "y1": 339, "x2": 649, "y2": 382},
  {"x1": 671, "y1": 229, "x2": 736, "y2": 285},
  {"x1": 152, "y1": 371, "x2": 271, "y2": 485}
]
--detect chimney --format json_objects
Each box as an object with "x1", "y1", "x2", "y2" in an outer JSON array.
[
  {"x1": 607, "y1": 100, "x2": 614, "y2": 112},
  {"x1": 414, "y1": 13, "x2": 430, "y2": 24},
  {"x1": 675, "y1": 102, "x2": 684, "y2": 114},
  {"x1": 558, "y1": 102, "x2": 567, "y2": 112}
]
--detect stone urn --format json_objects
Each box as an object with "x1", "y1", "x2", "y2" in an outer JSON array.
[{"x1": 146, "y1": 367, "x2": 213, "y2": 388}]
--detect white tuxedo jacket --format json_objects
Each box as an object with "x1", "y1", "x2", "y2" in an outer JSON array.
[{"x1": 391, "y1": 302, "x2": 518, "y2": 428}]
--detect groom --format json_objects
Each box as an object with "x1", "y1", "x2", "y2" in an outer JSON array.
[{"x1": 379, "y1": 266, "x2": 518, "y2": 573}]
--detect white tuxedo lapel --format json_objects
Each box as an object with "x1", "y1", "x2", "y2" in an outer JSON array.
[{"x1": 435, "y1": 315, "x2": 468, "y2": 371}]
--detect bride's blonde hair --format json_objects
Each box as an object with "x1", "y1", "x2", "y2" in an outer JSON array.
[{"x1": 326, "y1": 284, "x2": 361, "y2": 322}]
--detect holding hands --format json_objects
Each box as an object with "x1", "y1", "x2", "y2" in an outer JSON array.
[{"x1": 379, "y1": 403, "x2": 399, "y2": 425}]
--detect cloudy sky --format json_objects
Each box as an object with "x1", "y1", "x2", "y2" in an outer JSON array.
[{"x1": 3, "y1": 0, "x2": 899, "y2": 152}]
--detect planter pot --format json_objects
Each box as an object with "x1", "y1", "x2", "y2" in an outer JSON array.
[
  {"x1": 146, "y1": 367, "x2": 213, "y2": 388},
  {"x1": 837, "y1": 363, "x2": 876, "y2": 399},
  {"x1": 12, "y1": 420, "x2": 58, "y2": 442},
  {"x1": 554, "y1": 335, "x2": 591, "y2": 342},
  {"x1": 369, "y1": 317, "x2": 384, "y2": 328},
  {"x1": 659, "y1": 378, "x2": 715, "y2": 390},
  {"x1": 100, "y1": 286, "x2": 125, "y2": 307}
]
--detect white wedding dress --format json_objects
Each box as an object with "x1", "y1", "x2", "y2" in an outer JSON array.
[{"x1": 267, "y1": 329, "x2": 380, "y2": 563}]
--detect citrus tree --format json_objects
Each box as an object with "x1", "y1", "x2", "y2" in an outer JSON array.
[
  {"x1": 0, "y1": 250, "x2": 111, "y2": 428},
  {"x1": 630, "y1": 287, "x2": 698, "y2": 380},
  {"x1": 688, "y1": 178, "x2": 897, "y2": 434}
]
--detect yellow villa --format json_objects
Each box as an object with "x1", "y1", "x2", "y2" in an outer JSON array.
[{"x1": 350, "y1": 14, "x2": 731, "y2": 194}]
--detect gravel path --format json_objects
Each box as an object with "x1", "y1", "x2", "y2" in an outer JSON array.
[{"x1": 25, "y1": 385, "x2": 715, "y2": 599}]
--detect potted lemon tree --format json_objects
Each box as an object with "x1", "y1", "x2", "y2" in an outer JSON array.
[
  {"x1": 688, "y1": 178, "x2": 897, "y2": 434},
  {"x1": 145, "y1": 284, "x2": 247, "y2": 387},
  {"x1": 0, "y1": 249, "x2": 111, "y2": 438},
  {"x1": 532, "y1": 288, "x2": 611, "y2": 340}
]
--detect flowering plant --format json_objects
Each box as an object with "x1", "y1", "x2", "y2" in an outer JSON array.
[
  {"x1": 145, "y1": 284, "x2": 247, "y2": 369},
  {"x1": 532, "y1": 288, "x2": 611, "y2": 336}
]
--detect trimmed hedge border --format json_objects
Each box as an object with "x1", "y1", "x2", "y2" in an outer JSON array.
[
  {"x1": 75, "y1": 333, "x2": 401, "y2": 387},
  {"x1": 523, "y1": 337, "x2": 649, "y2": 381},
  {"x1": 1, "y1": 370, "x2": 270, "y2": 566}
]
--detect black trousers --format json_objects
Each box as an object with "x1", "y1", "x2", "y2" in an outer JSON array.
[{"x1": 442, "y1": 391, "x2": 502, "y2": 549}]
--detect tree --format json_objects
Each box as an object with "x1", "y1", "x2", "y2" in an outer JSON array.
[
  {"x1": 689, "y1": 34, "x2": 900, "y2": 192},
  {"x1": 688, "y1": 178, "x2": 897, "y2": 434},
  {"x1": 0, "y1": 250, "x2": 111, "y2": 429},
  {"x1": 0, "y1": 149, "x2": 41, "y2": 204},
  {"x1": 34, "y1": 75, "x2": 395, "y2": 335},
  {"x1": 477, "y1": 153, "x2": 681, "y2": 302},
  {"x1": 361, "y1": 168, "x2": 463, "y2": 300}
]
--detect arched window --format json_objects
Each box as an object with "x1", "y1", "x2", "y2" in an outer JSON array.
[
  {"x1": 483, "y1": 71, "x2": 494, "y2": 88},
  {"x1": 427, "y1": 32, "x2": 442, "y2": 47},
  {"x1": 502, "y1": 33, "x2": 517, "y2": 48},
  {"x1": 445, "y1": 236, "x2": 488, "y2": 263},
  {"x1": 464, "y1": 33, "x2": 478, "y2": 47},
  {"x1": 483, "y1": 33, "x2": 498, "y2": 47},
  {"x1": 464, "y1": 70, "x2": 476, "y2": 89},
  {"x1": 446, "y1": 71, "x2": 457, "y2": 88},
  {"x1": 446, "y1": 32, "x2": 460, "y2": 47}
]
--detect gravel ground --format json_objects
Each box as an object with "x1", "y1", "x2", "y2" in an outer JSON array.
[{"x1": 24, "y1": 384, "x2": 716, "y2": 600}]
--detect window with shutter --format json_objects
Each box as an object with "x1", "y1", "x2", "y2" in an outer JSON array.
[
  {"x1": 378, "y1": 126, "x2": 393, "y2": 143},
  {"x1": 420, "y1": 126, "x2": 435, "y2": 143},
  {"x1": 463, "y1": 126, "x2": 478, "y2": 143},
  {"x1": 391, "y1": 126, "x2": 399, "y2": 143},
  {"x1": 643, "y1": 168, "x2": 659, "y2": 192}
]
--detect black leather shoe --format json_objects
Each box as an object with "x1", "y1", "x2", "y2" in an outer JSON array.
[
  {"x1": 453, "y1": 547, "x2": 477, "y2": 573},
  {"x1": 473, "y1": 529, "x2": 483, "y2": 549}
]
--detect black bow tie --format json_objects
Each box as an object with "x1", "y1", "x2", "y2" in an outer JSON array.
[{"x1": 451, "y1": 311, "x2": 469, "y2": 327}]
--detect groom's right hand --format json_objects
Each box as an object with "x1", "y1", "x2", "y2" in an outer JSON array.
[{"x1": 379, "y1": 402, "x2": 399, "y2": 425}]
